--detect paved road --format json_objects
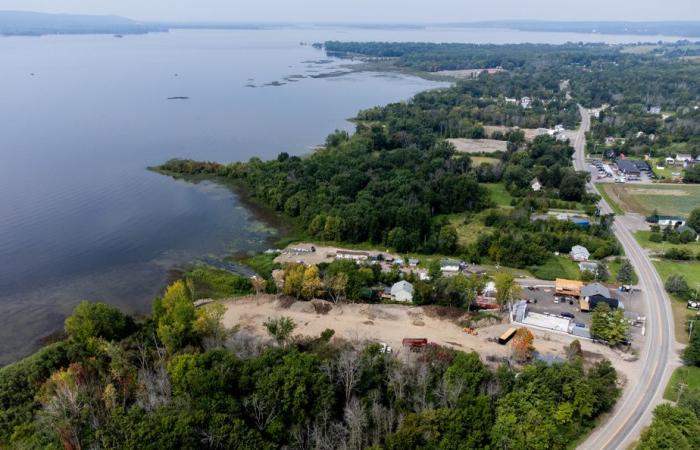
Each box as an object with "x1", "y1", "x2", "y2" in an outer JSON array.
[{"x1": 573, "y1": 107, "x2": 678, "y2": 450}]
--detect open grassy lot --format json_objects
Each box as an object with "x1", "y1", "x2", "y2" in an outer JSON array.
[
  {"x1": 483, "y1": 183, "x2": 513, "y2": 208},
  {"x1": 654, "y1": 259, "x2": 700, "y2": 343},
  {"x1": 529, "y1": 255, "x2": 581, "y2": 281},
  {"x1": 599, "y1": 183, "x2": 700, "y2": 217},
  {"x1": 471, "y1": 156, "x2": 500, "y2": 166},
  {"x1": 621, "y1": 45, "x2": 660, "y2": 54},
  {"x1": 596, "y1": 184, "x2": 624, "y2": 215},
  {"x1": 635, "y1": 230, "x2": 700, "y2": 254},
  {"x1": 446, "y1": 138, "x2": 508, "y2": 153},
  {"x1": 664, "y1": 366, "x2": 700, "y2": 401}
]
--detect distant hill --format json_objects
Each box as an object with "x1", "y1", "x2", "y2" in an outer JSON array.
[
  {"x1": 461, "y1": 21, "x2": 700, "y2": 38},
  {"x1": 0, "y1": 10, "x2": 167, "y2": 36}
]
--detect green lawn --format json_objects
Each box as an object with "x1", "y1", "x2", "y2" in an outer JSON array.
[
  {"x1": 599, "y1": 183, "x2": 700, "y2": 217},
  {"x1": 484, "y1": 183, "x2": 513, "y2": 208},
  {"x1": 664, "y1": 366, "x2": 700, "y2": 401},
  {"x1": 607, "y1": 258, "x2": 639, "y2": 284},
  {"x1": 654, "y1": 260, "x2": 700, "y2": 343},
  {"x1": 471, "y1": 156, "x2": 500, "y2": 166},
  {"x1": 529, "y1": 256, "x2": 581, "y2": 281},
  {"x1": 635, "y1": 230, "x2": 700, "y2": 255},
  {"x1": 595, "y1": 184, "x2": 624, "y2": 215}
]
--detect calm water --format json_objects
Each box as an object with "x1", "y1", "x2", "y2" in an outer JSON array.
[{"x1": 0, "y1": 27, "x2": 689, "y2": 364}]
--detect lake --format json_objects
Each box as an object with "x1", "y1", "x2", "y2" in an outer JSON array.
[{"x1": 0, "y1": 26, "x2": 690, "y2": 365}]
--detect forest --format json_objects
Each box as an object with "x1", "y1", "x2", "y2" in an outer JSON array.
[{"x1": 0, "y1": 294, "x2": 620, "y2": 449}]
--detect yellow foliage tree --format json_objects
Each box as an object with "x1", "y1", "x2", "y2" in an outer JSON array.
[
  {"x1": 302, "y1": 265, "x2": 322, "y2": 300},
  {"x1": 512, "y1": 327, "x2": 535, "y2": 362},
  {"x1": 283, "y1": 264, "x2": 305, "y2": 298}
]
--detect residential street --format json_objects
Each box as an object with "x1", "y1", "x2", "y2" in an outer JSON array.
[{"x1": 574, "y1": 107, "x2": 680, "y2": 450}]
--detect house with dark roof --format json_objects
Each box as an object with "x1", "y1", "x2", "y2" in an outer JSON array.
[{"x1": 616, "y1": 159, "x2": 649, "y2": 176}]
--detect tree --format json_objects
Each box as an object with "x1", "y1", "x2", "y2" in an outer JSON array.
[
  {"x1": 437, "y1": 225, "x2": 459, "y2": 254},
  {"x1": 251, "y1": 276, "x2": 266, "y2": 296},
  {"x1": 283, "y1": 264, "x2": 305, "y2": 299},
  {"x1": 590, "y1": 303, "x2": 629, "y2": 345},
  {"x1": 596, "y1": 262, "x2": 610, "y2": 282},
  {"x1": 264, "y1": 316, "x2": 296, "y2": 346},
  {"x1": 153, "y1": 280, "x2": 198, "y2": 353},
  {"x1": 665, "y1": 274, "x2": 689, "y2": 297},
  {"x1": 64, "y1": 301, "x2": 134, "y2": 344},
  {"x1": 559, "y1": 173, "x2": 586, "y2": 201},
  {"x1": 566, "y1": 340, "x2": 583, "y2": 361},
  {"x1": 301, "y1": 265, "x2": 322, "y2": 300},
  {"x1": 683, "y1": 327, "x2": 700, "y2": 367},
  {"x1": 326, "y1": 272, "x2": 349, "y2": 304},
  {"x1": 494, "y1": 273, "x2": 522, "y2": 310},
  {"x1": 580, "y1": 270, "x2": 595, "y2": 282},
  {"x1": 511, "y1": 327, "x2": 534, "y2": 362},
  {"x1": 688, "y1": 208, "x2": 700, "y2": 234},
  {"x1": 617, "y1": 260, "x2": 635, "y2": 284}
]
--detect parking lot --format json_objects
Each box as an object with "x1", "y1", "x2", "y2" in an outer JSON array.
[
  {"x1": 520, "y1": 285, "x2": 647, "y2": 341},
  {"x1": 588, "y1": 159, "x2": 655, "y2": 184}
]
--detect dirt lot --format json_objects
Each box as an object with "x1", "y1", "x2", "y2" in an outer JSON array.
[
  {"x1": 446, "y1": 138, "x2": 508, "y2": 154},
  {"x1": 220, "y1": 295, "x2": 641, "y2": 383},
  {"x1": 483, "y1": 125, "x2": 542, "y2": 141},
  {"x1": 273, "y1": 243, "x2": 398, "y2": 266}
]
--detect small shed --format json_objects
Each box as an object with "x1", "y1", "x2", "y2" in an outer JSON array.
[{"x1": 530, "y1": 177, "x2": 542, "y2": 192}]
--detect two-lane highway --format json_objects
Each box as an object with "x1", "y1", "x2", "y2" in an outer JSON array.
[{"x1": 574, "y1": 107, "x2": 678, "y2": 450}]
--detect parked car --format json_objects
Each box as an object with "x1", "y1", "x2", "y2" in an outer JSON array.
[{"x1": 561, "y1": 312, "x2": 575, "y2": 319}]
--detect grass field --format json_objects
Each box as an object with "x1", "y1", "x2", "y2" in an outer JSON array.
[
  {"x1": 484, "y1": 183, "x2": 513, "y2": 208},
  {"x1": 635, "y1": 230, "x2": 700, "y2": 254},
  {"x1": 596, "y1": 184, "x2": 624, "y2": 215},
  {"x1": 599, "y1": 183, "x2": 700, "y2": 216},
  {"x1": 664, "y1": 366, "x2": 700, "y2": 401},
  {"x1": 529, "y1": 255, "x2": 581, "y2": 281},
  {"x1": 471, "y1": 156, "x2": 500, "y2": 166},
  {"x1": 654, "y1": 259, "x2": 700, "y2": 343}
]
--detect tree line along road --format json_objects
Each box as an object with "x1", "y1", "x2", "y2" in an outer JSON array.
[{"x1": 574, "y1": 107, "x2": 679, "y2": 450}]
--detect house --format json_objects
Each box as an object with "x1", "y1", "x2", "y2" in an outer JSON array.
[
  {"x1": 616, "y1": 159, "x2": 649, "y2": 176},
  {"x1": 440, "y1": 259, "x2": 462, "y2": 275},
  {"x1": 530, "y1": 177, "x2": 542, "y2": 192},
  {"x1": 520, "y1": 96, "x2": 532, "y2": 108},
  {"x1": 555, "y1": 278, "x2": 584, "y2": 298},
  {"x1": 581, "y1": 282, "x2": 611, "y2": 299},
  {"x1": 648, "y1": 106, "x2": 661, "y2": 115},
  {"x1": 676, "y1": 154, "x2": 693, "y2": 166},
  {"x1": 408, "y1": 258, "x2": 420, "y2": 267},
  {"x1": 391, "y1": 281, "x2": 414, "y2": 303},
  {"x1": 580, "y1": 294, "x2": 623, "y2": 312},
  {"x1": 649, "y1": 215, "x2": 686, "y2": 227},
  {"x1": 570, "y1": 245, "x2": 590, "y2": 262},
  {"x1": 665, "y1": 156, "x2": 676, "y2": 166},
  {"x1": 604, "y1": 136, "x2": 616, "y2": 146},
  {"x1": 336, "y1": 250, "x2": 369, "y2": 261},
  {"x1": 578, "y1": 261, "x2": 599, "y2": 274}
]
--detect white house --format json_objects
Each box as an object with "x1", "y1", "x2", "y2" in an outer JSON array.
[
  {"x1": 440, "y1": 259, "x2": 462, "y2": 275},
  {"x1": 530, "y1": 177, "x2": 542, "y2": 192},
  {"x1": 391, "y1": 281, "x2": 414, "y2": 303},
  {"x1": 648, "y1": 106, "x2": 661, "y2": 115},
  {"x1": 520, "y1": 97, "x2": 532, "y2": 109},
  {"x1": 570, "y1": 245, "x2": 590, "y2": 262}
]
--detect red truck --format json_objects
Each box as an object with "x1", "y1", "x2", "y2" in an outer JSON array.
[{"x1": 402, "y1": 338, "x2": 428, "y2": 351}]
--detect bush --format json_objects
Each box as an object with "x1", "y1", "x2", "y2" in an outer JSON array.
[
  {"x1": 649, "y1": 232, "x2": 663, "y2": 243},
  {"x1": 65, "y1": 301, "x2": 135, "y2": 344},
  {"x1": 665, "y1": 274, "x2": 689, "y2": 297}
]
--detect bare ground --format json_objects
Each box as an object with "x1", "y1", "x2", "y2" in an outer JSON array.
[{"x1": 220, "y1": 295, "x2": 640, "y2": 383}]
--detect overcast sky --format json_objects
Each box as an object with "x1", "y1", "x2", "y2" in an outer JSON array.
[{"x1": 2, "y1": 0, "x2": 699, "y2": 22}]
